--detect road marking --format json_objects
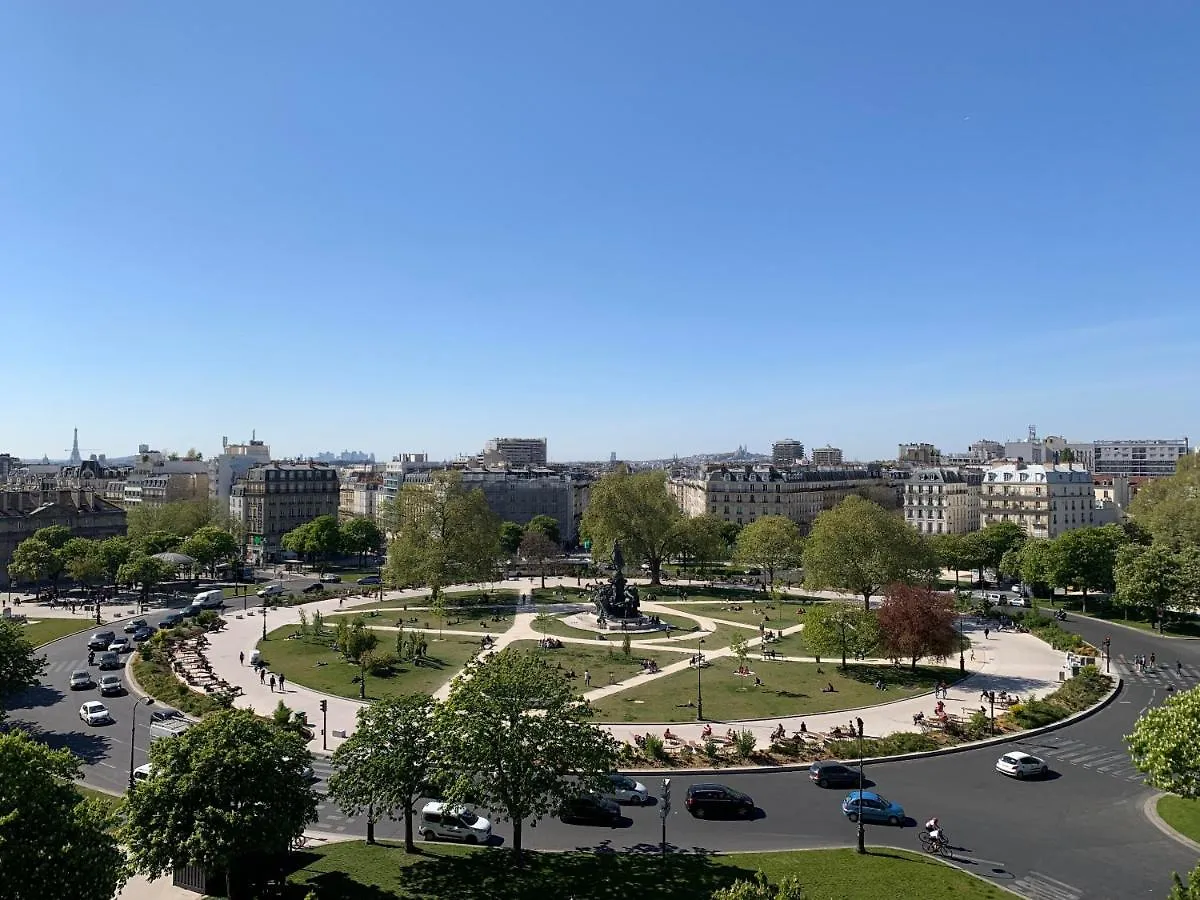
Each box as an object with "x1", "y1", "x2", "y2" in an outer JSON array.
[{"x1": 1012, "y1": 871, "x2": 1083, "y2": 900}]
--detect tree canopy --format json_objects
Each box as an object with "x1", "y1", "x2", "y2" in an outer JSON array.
[
  {"x1": 6, "y1": 537, "x2": 64, "y2": 588},
  {"x1": 1129, "y1": 455, "x2": 1200, "y2": 547},
  {"x1": 1047, "y1": 524, "x2": 1126, "y2": 610},
  {"x1": 117, "y1": 552, "x2": 176, "y2": 605},
  {"x1": 676, "y1": 514, "x2": 730, "y2": 572},
  {"x1": 581, "y1": 468, "x2": 684, "y2": 585},
  {"x1": 281, "y1": 515, "x2": 342, "y2": 566},
  {"x1": 525, "y1": 514, "x2": 561, "y2": 545},
  {"x1": 519, "y1": 529, "x2": 559, "y2": 589},
  {"x1": 1127, "y1": 685, "x2": 1200, "y2": 799},
  {"x1": 734, "y1": 516, "x2": 804, "y2": 591},
  {"x1": 0, "y1": 729, "x2": 126, "y2": 900},
  {"x1": 498, "y1": 521, "x2": 525, "y2": 556},
  {"x1": 961, "y1": 522, "x2": 1027, "y2": 581},
  {"x1": 801, "y1": 602, "x2": 880, "y2": 668},
  {"x1": 340, "y1": 516, "x2": 384, "y2": 565},
  {"x1": 125, "y1": 499, "x2": 222, "y2": 542},
  {"x1": 179, "y1": 526, "x2": 240, "y2": 577},
  {"x1": 802, "y1": 496, "x2": 936, "y2": 611},
  {"x1": 438, "y1": 647, "x2": 619, "y2": 863},
  {"x1": 121, "y1": 708, "x2": 318, "y2": 897},
  {"x1": 876, "y1": 584, "x2": 959, "y2": 670},
  {"x1": 0, "y1": 618, "x2": 46, "y2": 718}
]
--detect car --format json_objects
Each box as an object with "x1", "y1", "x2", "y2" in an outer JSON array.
[
  {"x1": 150, "y1": 707, "x2": 186, "y2": 724},
  {"x1": 319, "y1": 573, "x2": 342, "y2": 583},
  {"x1": 685, "y1": 783, "x2": 756, "y2": 819},
  {"x1": 108, "y1": 637, "x2": 132, "y2": 654},
  {"x1": 132, "y1": 763, "x2": 154, "y2": 783},
  {"x1": 996, "y1": 751, "x2": 1048, "y2": 779},
  {"x1": 98, "y1": 673, "x2": 123, "y2": 696},
  {"x1": 131, "y1": 625, "x2": 156, "y2": 641},
  {"x1": 841, "y1": 790, "x2": 905, "y2": 826},
  {"x1": 602, "y1": 774, "x2": 649, "y2": 805},
  {"x1": 301, "y1": 582, "x2": 325, "y2": 594},
  {"x1": 160, "y1": 612, "x2": 184, "y2": 628},
  {"x1": 123, "y1": 618, "x2": 149, "y2": 634},
  {"x1": 87, "y1": 630, "x2": 117, "y2": 651},
  {"x1": 79, "y1": 701, "x2": 112, "y2": 726},
  {"x1": 356, "y1": 575, "x2": 382, "y2": 585},
  {"x1": 559, "y1": 793, "x2": 622, "y2": 825},
  {"x1": 283, "y1": 755, "x2": 317, "y2": 781},
  {"x1": 69, "y1": 669, "x2": 93, "y2": 690},
  {"x1": 809, "y1": 761, "x2": 862, "y2": 789},
  {"x1": 419, "y1": 801, "x2": 493, "y2": 844}
]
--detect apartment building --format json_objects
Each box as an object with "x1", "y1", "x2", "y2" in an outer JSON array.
[
  {"x1": 208, "y1": 436, "x2": 272, "y2": 505},
  {"x1": 231, "y1": 462, "x2": 340, "y2": 563},
  {"x1": 898, "y1": 443, "x2": 942, "y2": 466},
  {"x1": 980, "y1": 462, "x2": 1095, "y2": 539},
  {"x1": 1093, "y1": 439, "x2": 1189, "y2": 478},
  {"x1": 903, "y1": 467, "x2": 981, "y2": 535},
  {"x1": 811, "y1": 446, "x2": 844, "y2": 466},
  {"x1": 772, "y1": 439, "x2": 806, "y2": 466},
  {"x1": 119, "y1": 447, "x2": 209, "y2": 509},
  {"x1": 670, "y1": 464, "x2": 883, "y2": 530},
  {"x1": 0, "y1": 486, "x2": 126, "y2": 586},
  {"x1": 481, "y1": 437, "x2": 548, "y2": 467},
  {"x1": 339, "y1": 471, "x2": 382, "y2": 521}
]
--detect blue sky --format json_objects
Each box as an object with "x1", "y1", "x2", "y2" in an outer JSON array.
[{"x1": 2, "y1": 3, "x2": 1198, "y2": 463}]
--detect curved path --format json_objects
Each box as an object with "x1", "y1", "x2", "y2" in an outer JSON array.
[{"x1": 7, "y1": 582, "x2": 1199, "y2": 899}]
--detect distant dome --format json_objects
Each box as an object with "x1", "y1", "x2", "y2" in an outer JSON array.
[{"x1": 152, "y1": 552, "x2": 196, "y2": 567}]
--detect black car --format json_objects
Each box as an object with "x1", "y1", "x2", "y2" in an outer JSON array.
[
  {"x1": 160, "y1": 613, "x2": 184, "y2": 628},
  {"x1": 357, "y1": 575, "x2": 382, "y2": 585},
  {"x1": 131, "y1": 625, "x2": 156, "y2": 642},
  {"x1": 87, "y1": 631, "x2": 116, "y2": 651},
  {"x1": 685, "y1": 783, "x2": 755, "y2": 819},
  {"x1": 809, "y1": 762, "x2": 862, "y2": 789},
  {"x1": 559, "y1": 794, "x2": 621, "y2": 825},
  {"x1": 302, "y1": 583, "x2": 325, "y2": 594}
]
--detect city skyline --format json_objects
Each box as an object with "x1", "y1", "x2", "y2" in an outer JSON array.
[{"x1": 3, "y1": 4, "x2": 1199, "y2": 460}]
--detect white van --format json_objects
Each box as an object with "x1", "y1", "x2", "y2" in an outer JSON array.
[
  {"x1": 418, "y1": 802, "x2": 492, "y2": 844},
  {"x1": 256, "y1": 583, "x2": 285, "y2": 599},
  {"x1": 194, "y1": 589, "x2": 225, "y2": 610},
  {"x1": 149, "y1": 719, "x2": 191, "y2": 742}
]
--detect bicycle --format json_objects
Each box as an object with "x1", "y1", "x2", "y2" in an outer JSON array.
[{"x1": 919, "y1": 830, "x2": 952, "y2": 857}]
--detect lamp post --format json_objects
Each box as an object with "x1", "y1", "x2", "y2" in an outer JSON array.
[
  {"x1": 855, "y1": 716, "x2": 866, "y2": 854},
  {"x1": 958, "y1": 612, "x2": 966, "y2": 673},
  {"x1": 695, "y1": 637, "x2": 706, "y2": 721},
  {"x1": 129, "y1": 696, "x2": 155, "y2": 790},
  {"x1": 261, "y1": 594, "x2": 268, "y2": 641},
  {"x1": 1103, "y1": 636, "x2": 1111, "y2": 673},
  {"x1": 988, "y1": 691, "x2": 996, "y2": 735}
]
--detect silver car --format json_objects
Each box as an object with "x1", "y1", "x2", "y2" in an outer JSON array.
[{"x1": 69, "y1": 669, "x2": 93, "y2": 690}]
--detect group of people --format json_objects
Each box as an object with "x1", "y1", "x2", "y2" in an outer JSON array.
[
  {"x1": 1133, "y1": 652, "x2": 1156, "y2": 672},
  {"x1": 639, "y1": 658, "x2": 660, "y2": 674},
  {"x1": 537, "y1": 637, "x2": 564, "y2": 649}
]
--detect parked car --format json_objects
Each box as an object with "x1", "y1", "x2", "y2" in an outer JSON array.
[
  {"x1": 841, "y1": 790, "x2": 904, "y2": 825},
  {"x1": 418, "y1": 801, "x2": 493, "y2": 844},
  {"x1": 79, "y1": 701, "x2": 112, "y2": 726},
  {"x1": 685, "y1": 783, "x2": 756, "y2": 819},
  {"x1": 602, "y1": 774, "x2": 649, "y2": 805},
  {"x1": 809, "y1": 761, "x2": 862, "y2": 788},
  {"x1": 87, "y1": 631, "x2": 116, "y2": 651},
  {"x1": 160, "y1": 613, "x2": 184, "y2": 628},
  {"x1": 357, "y1": 575, "x2": 382, "y2": 585},
  {"x1": 301, "y1": 583, "x2": 325, "y2": 594},
  {"x1": 69, "y1": 669, "x2": 93, "y2": 690},
  {"x1": 559, "y1": 793, "x2": 622, "y2": 825},
  {"x1": 98, "y1": 673, "x2": 123, "y2": 696},
  {"x1": 319, "y1": 573, "x2": 342, "y2": 583},
  {"x1": 131, "y1": 625, "x2": 156, "y2": 641},
  {"x1": 996, "y1": 751, "x2": 1048, "y2": 779},
  {"x1": 123, "y1": 618, "x2": 149, "y2": 634},
  {"x1": 108, "y1": 637, "x2": 132, "y2": 654}
]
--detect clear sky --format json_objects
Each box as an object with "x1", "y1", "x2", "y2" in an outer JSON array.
[{"x1": 3, "y1": 3, "x2": 1198, "y2": 463}]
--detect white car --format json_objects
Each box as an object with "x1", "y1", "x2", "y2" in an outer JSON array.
[
  {"x1": 98, "y1": 673, "x2": 123, "y2": 696},
  {"x1": 132, "y1": 763, "x2": 154, "y2": 783},
  {"x1": 996, "y1": 751, "x2": 1048, "y2": 779},
  {"x1": 108, "y1": 637, "x2": 132, "y2": 654},
  {"x1": 69, "y1": 669, "x2": 93, "y2": 690},
  {"x1": 418, "y1": 801, "x2": 492, "y2": 844},
  {"x1": 603, "y1": 774, "x2": 650, "y2": 804},
  {"x1": 79, "y1": 701, "x2": 112, "y2": 726}
]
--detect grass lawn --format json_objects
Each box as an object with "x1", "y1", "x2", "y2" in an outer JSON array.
[
  {"x1": 654, "y1": 597, "x2": 790, "y2": 628},
  {"x1": 281, "y1": 842, "x2": 1011, "y2": 900},
  {"x1": 256, "y1": 627, "x2": 481, "y2": 701},
  {"x1": 1157, "y1": 796, "x2": 1200, "y2": 843},
  {"x1": 529, "y1": 586, "x2": 593, "y2": 603},
  {"x1": 20, "y1": 617, "x2": 93, "y2": 647},
  {"x1": 592, "y1": 660, "x2": 954, "y2": 724},
  {"x1": 76, "y1": 784, "x2": 122, "y2": 812},
  {"x1": 351, "y1": 589, "x2": 521, "y2": 613},
  {"x1": 762, "y1": 629, "x2": 809, "y2": 658},
  {"x1": 506, "y1": 640, "x2": 689, "y2": 691},
  {"x1": 326, "y1": 610, "x2": 515, "y2": 634}
]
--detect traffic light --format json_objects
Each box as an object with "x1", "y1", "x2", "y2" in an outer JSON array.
[
  {"x1": 319, "y1": 699, "x2": 328, "y2": 713},
  {"x1": 661, "y1": 777, "x2": 671, "y2": 814}
]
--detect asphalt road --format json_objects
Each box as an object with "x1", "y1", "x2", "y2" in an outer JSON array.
[{"x1": 8, "y1": 601, "x2": 1200, "y2": 899}]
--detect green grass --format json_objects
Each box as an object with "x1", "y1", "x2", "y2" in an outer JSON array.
[
  {"x1": 592, "y1": 660, "x2": 955, "y2": 724},
  {"x1": 20, "y1": 617, "x2": 93, "y2": 647},
  {"x1": 326, "y1": 610, "x2": 515, "y2": 634},
  {"x1": 529, "y1": 586, "x2": 593, "y2": 603},
  {"x1": 761, "y1": 628, "x2": 810, "y2": 658},
  {"x1": 131, "y1": 650, "x2": 229, "y2": 719},
  {"x1": 256, "y1": 627, "x2": 482, "y2": 701},
  {"x1": 1157, "y1": 796, "x2": 1200, "y2": 844},
  {"x1": 352, "y1": 589, "x2": 521, "y2": 612},
  {"x1": 279, "y1": 842, "x2": 1011, "y2": 900},
  {"x1": 505, "y1": 639, "x2": 689, "y2": 690},
  {"x1": 76, "y1": 784, "x2": 122, "y2": 812},
  {"x1": 654, "y1": 596, "x2": 791, "y2": 627}
]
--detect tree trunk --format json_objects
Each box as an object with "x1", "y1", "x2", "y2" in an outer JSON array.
[
  {"x1": 512, "y1": 820, "x2": 524, "y2": 865},
  {"x1": 540, "y1": 567, "x2": 546, "y2": 589},
  {"x1": 366, "y1": 817, "x2": 376, "y2": 845},
  {"x1": 861, "y1": 591, "x2": 871, "y2": 613},
  {"x1": 649, "y1": 558, "x2": 662, "y2": 586},
  {"x1": 1080, "y1": 588, "x2": 1088, "y2": 614},
  {"x1": 403, "y1": 807, "x2": 414, "y2": 853},
  {"x1": 911, "y1": 655, "x2": 919, "y2": 671}
]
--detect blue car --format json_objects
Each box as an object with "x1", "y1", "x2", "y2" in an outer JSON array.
[{"x1": 841, "y1": 790, "x2": 905, "y2": 826}]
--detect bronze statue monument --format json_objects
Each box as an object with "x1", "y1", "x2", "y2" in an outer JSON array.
[{"x1": 594, "y1": 540, "x2": 641, "y2": 622}]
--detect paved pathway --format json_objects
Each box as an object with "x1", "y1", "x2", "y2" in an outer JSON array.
[{"x1": 192, "y1": 576, "x2": 1066, "y2": 755}]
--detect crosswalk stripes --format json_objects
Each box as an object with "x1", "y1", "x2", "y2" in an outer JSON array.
[
  {"x1": 1114, "y1": 655, "x2": 1200, "y2": 686},
  {"x1": 1016, "y1": 736, "x2": 1144, "y2": 784},
  {"x1": 1011, "y1": 871, "x2": 1083, "y2": 900}
]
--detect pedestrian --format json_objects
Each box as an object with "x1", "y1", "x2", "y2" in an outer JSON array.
[
  {"x1": 269, "y1": 674, "x2": 276, "y2": 692},
  {"x1": 239, "y1": 651, "x2": 245, "y2": 666},
  {"x1": 260, "y1": 668, "x2": 266, "y2": 685},
  {"x1": 983, "y1": 627, "x2": 990, "y2": 640},
  {"x1": 584, "y1": 670, "x2": 591, "y2": 687},
  {"x1": 278, "y1": 673, "x2": 286, "y2": 691},
  {"x1": 1178, "y1": 660, "x2": 1183, "y2": 675},
  {"x1": 1151, "y1": 653, "x2": 1156, "y2": 668}
]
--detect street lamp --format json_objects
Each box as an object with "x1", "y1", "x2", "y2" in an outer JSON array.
[
  {"x1": 129, "y1": 696, "x2": 155, "y2": 790},
  {"x1": 261, "y1": 593, "x2": 268, "y2": 641},
  {"x1": 695, "y1": 637, "x2": 706, "y2": 721},
  {"x1": 855, "y1": 717, "x2": 866, "y2": 854},
  {"x1": 958, "y1": 612, "x2": 966, "y2": 673},
  {"x1": 1103, "y1": 636, "x2": 1111, "y2": 674}
]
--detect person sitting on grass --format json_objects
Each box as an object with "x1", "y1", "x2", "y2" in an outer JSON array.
[{"x1": 822, "y1": 682, "x2": 836, "y2": 692}]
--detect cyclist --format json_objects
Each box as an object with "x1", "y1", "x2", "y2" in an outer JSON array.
[{"x1": 925, "y1": 817, "x2": 945, "y2": 847}]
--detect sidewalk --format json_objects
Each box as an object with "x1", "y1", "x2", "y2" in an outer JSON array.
[{"x1": 195, "y1": 575, "x2": 1066, "y2": 756}]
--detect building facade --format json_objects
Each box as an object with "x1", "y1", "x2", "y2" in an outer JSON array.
[
  {"x1": 670, "y1": 464, "x2": 883, "y2": 530},
  {"x1": 980, "y1": 463, "x2": 1095, "y2": 539},
  {"x1": 481, "y1": 437, "x2": 548, "y2": 467},
  {"x1": 811, "y1": 446, "x2": 844, "y2": 466},
  {"x1": 458, "y1": 467, "x2": 585, "y2": 543},
  {"x1": 1093, "y1": 439, "x2": 1190, "y2": 478},
  {"x1": 903, "y1": 467, "x2": 981, "y2": 535},
  {"x1": 898, "y1": 443, "x2": 942, "y2": 466},
  {"x1": 208, "y1": 436, "x2": 272, "y2": 505},
  {"x1": 232, "y1": 462, "x2": 340, "y2": 563},
  {"x1": 0, "y1": 486, "x2": 127, "y2": 587},
  {"x1": 772, "y1": 439, "x2": 805, "y2": 466}
]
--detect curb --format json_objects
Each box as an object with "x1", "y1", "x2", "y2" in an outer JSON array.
[
  {"x1": 1143, "y1": 793, "x2": 1200, "y2": 854},
  {"x1": 619, "y1": 676, "x2": 1124, "y2": 777},
  {"x1": 1071, "y1": 611, "x2": 1198, "y2": 642}
]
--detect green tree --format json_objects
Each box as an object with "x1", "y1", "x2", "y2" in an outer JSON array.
[
  {"x1": 121, "y1": 708, "x2": 318, "y2": 899},
  {"x1": 62, "y1": 538, "x2": 106, "y2": 587},
  {"x1": 498, "y1": 521, "x2": 525, "y2": 556},
  {"x1": 0, "y1": 728, "x2": 126, "y2": 900},
  {"x1": 735, "y1": 516, "x2": 804, "y2": 593},
  {"x1": 877, "y1": 584, "x2": 959, "y2": 670},
  {"x1": 928, "y1": 533, "x2": 969, "y2": 585},
  {"x1": 1011, "y1": 538, "x2": 1057, "y2": 598},
  {"x1": 1167, "y1": 863, "x2": 1200, "y2": 900},
  {"x1": 519, "y1": 529, "x2": 559, "y2": 589},
  {"x1": 97, "y1": 535, "x2": 134, "y2": 585},
  {"x1": 180, "y1": 525, "x2": 240, "y2": 578},
  {"x1": 0, "y1": 618, "x2": 46, "y2": 717},
  {"x1": 280, "y1": 522, "x2": 313, "y2": 562},
  {"x1": 801, "y1": 603, "x2": 880, "y2": 669},
  {"x1": 712, "y1": 870, "x2": 807, "y2": 900},
  {"x1": 525, "y1": 514, "x2": 561, "y2": 546},
  {"x1": 383, "y1": 472, "x2": 500, "y2": 602},
  {"x1": 1048, "y1": 524, "x2": 1126, "y2": 612},
  {"x1": 6, "y1": 537, "x2": 63, "y2": 591},
  {"x1": 328, "y1": 694, "x2": 440, "y2": 850},
  {"x1": 438, "y1": 647, "x2": 619, "y2": 864},
  {"x1": 1127, "y1": 685, "x2": 1200, "y2": 798},
  {"x1": 730, "y1": 631, "x2": 749, "y2": 667},
  {"x1": 306, "y1": 514, "x2": 343, "y2": 566},
  {"x1": 802, "y1": 496, "x2": 937, "y2": 611},
  {"x1": 136, "y1": 530, "x2": 184, "y2": 556},
  {"x1": 1114, "y1": 543, "x2": 1179, "y2": 621},
  {"x1": 676, "y1": 514, "x2": 729, "y2": 574},
  {"x1": 117, "y1": 553, "x2": 176, "y2": 608},
  {"x1": 340, "y1": 516, "x2": 384, "y2": 567},
  {"x1": 32, "y1": 524, "x2": 73, "y2": 549},
  {"x1": 581, "y1": 467, "x2": 683, "y2": 585},
  {"x1": 125, "y1": 499, "x2": 218, "y2": 542},
  {"x1": 1129, "y1": 456, "x2": 1200, "y2": 547},
  {"x1": 963, "y1": 522, "x2": 1027, "y2": 584}
]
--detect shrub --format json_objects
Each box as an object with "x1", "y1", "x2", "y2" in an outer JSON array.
[
  {"x1": 366, "y1": 651, "x2": 399, "y2": 676},
  {"x1": 733, "y1": 729, "x2": 757, "y2": 760},
  {"x1": 704, "y1": 739, "x2": 721, "y2": 763},
  {"x1": 1010, "y1": 698, "x2": 1064, "y2": 729},
  {"x1": 642, "y1": 733, "x2": 666, "y2": 761},
  {"x1": 967, "y1": 709, "x2": 990, "y2": 738}
]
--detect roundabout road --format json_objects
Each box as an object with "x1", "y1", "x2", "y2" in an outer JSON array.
[{"x1": 8, "y1": 602, "x2": 1200, "y2": 899}]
